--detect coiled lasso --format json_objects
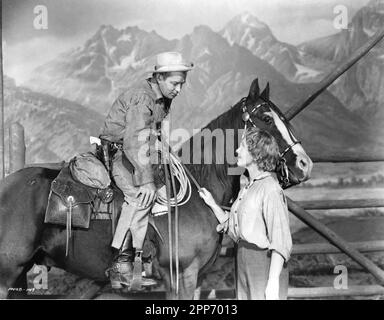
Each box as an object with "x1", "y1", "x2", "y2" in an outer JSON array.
[{"x1": 156, "y1": 149, "x2": 192, "y2": 207}]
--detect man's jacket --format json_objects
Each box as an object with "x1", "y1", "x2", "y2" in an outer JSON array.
[{"x1": 100, "y1": 79, "x2": 171, "y2": 187}]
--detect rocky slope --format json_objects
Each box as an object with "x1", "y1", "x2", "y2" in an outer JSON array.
[
  {"x1": 219, "y1": 12, "x2": 326, "y2": 83},
  {"x1": 4, "y1": 76, "x2": 104, "y2": 167}
]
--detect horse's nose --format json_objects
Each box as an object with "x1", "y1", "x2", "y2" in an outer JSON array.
[
  {"x1": 298, "y1": 158, "x2": 307, "y2": 170},
  {"x1": 296, "y1": 154, "x2": 313, "y2": 180}
]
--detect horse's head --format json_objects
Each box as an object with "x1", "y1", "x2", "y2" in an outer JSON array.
[{"x1": 240, "y1": 78, "x2": 313, "y2": 188}]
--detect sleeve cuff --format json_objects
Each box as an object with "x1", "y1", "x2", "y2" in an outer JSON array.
[
  {"x1": 216, "y1": 220, "x2": 229, "y2": 233},
  {"x1": 268, "y1": 244, "x2": 291, "y2": 263}
]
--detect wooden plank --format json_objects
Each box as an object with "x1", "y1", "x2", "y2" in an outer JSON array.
[
  {"x1": 288, "y1": 285, "x2": 384, "y2": 298},
  {"x1": 293, "y1": 240, "x2": 384, "y2": 255},
  {"x1": 297, "y1": 199, "x2": 384, "y2": 210},
  {"x1": 287, "y1": 197, "x2": 384, "y2": 286},
  {"x1": 311, "y1": 155, "x2": 384, "y2": 163},
  {"x1": 220, "y1": 241, "x2": 384, "y2": 257},
  {"x1": 195, "y1": 286, "x2": 384, "y2": 300}
]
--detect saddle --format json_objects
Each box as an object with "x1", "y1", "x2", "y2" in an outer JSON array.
[{"x1": 44, "y1": 142, "x2": 166, "y2": 256}]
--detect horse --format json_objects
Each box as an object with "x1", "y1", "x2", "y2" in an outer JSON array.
[{"x1": 0, "y1": 78, "x2": 312, "y2": 299}]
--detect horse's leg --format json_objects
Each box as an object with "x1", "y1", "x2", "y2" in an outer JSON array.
[
  {"x1": 0, "y1": 263, "x2": 28, "y2": 299},
  {"x1": 0, "y1": 285, "x2": 7, "y2": 298},
  {"x1": 178, "y1": 258, "x2": 200, "y2": 300},
  {"x1": 0, "y1": 168, "x2": 54, "y2": 299},
  {"x1": 154, "y1": 259, "x2": 175, "y2": 300},
  {"x1": 7, "y1": 268, "x2": 29, "y2": 299},
  {"x1": 0, "y1": 237, "x2": 41, "y2": 298},
  {"x1": 193, "y1": 286, "x2": 202, "y2": 300}
]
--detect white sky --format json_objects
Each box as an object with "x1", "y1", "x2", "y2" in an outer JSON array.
[{"x1": 2, "y1": 0, "x2": 370, "y2": 84}]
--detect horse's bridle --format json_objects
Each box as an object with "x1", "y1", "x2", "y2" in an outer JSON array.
[{"x1": 240, "y1": 97, "x2": 302, "y2": 188}]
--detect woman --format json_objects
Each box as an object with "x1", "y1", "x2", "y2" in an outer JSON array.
[{"x1": 199, "y1": 127, "x2": 292, "y2": 300}]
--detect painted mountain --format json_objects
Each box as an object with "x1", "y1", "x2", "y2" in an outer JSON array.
[
  {"x1": 3, "y1": 75, "x2": 104, "y2": 168},
  {"x1": 17, "y1": 8, "x2": 384, "y2": 164},
  {"x1": 219, "y1": 12, "x2": 328, "y2": 83},
  {"x1": 298, "y1": 0, "x2": 384, "y2": 136}
]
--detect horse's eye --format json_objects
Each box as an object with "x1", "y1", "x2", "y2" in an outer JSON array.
[{"x1": 262, "y1": 116, "x2": 273, "y2": 124}]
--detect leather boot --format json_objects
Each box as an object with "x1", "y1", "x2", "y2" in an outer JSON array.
[
  {"x1": 106, "y1": 234, "x2": 158, "y2": 290},
  {"x1": 106, "y1": 232, "x2": 134, "y2": 289}
]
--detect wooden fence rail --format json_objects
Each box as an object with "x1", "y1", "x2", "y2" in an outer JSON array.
[
  {"x1": 198, "y1": 285, "x2": 384, "y2": 300},
  {"x1": 220, "y1": 240, "x2": 384, "y2": 257},
  {"x1": 297, "y1": 199, "x2": 384, "y2": 210},
  {"x1": 310, "y1": 155, "x2": 384, "y2": 163},
  {"x1": 288, "y1": 285, "x2": 384, "y2": 299}
]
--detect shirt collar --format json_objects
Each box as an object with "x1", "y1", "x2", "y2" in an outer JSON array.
[
  {"x1": 147, "y1": 77, "x2": 163, "y2": 101},
  {"x1": 252, "y1": 171, "x2": 272, "y2": 181},
  {"x1": 147, "y1": 77, "x2": 172, "y2": 113},
  {"x1": 245, "y1": 172, "x2": 272, "y2": 188}
]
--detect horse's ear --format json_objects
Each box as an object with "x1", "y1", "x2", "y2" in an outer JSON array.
[
  {"x1": 260, "y1": 82, "x2": 270, "y2": 100},
  {"x1": 248, "y1": 78, "x2": 260, "y2": 102}
]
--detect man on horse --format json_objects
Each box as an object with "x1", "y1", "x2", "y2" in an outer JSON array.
[{"x1": 99, "y1": 52, "x2": 193, "y2": 290}]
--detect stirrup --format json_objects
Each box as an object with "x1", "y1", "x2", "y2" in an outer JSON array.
[{"x1": 130, "y1": 252, "x2": 157, "y2": 291}]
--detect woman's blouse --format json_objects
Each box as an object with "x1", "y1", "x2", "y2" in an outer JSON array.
[{"x1": 218, "y1": 172, "x2": 292, "y2": 262}]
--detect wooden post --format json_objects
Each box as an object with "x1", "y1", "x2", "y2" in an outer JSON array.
[
  {"x1": 9, "y1": 122, "x2": 25, "y2": 173},
  {"x1": 287, "y1": 197, "x2": 384, "y2": 286},
  {"x1": 0, "y1": 4, "x2": 5, "y2": 179}
]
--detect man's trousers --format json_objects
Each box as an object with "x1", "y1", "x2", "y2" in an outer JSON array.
[{"x1": 110, "y1": 150, "x2": 153, "y2": 250}]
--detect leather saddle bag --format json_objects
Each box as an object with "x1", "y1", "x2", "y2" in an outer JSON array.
[{"x1": 45, "y1": 166, "x2": 96, "y2": 229}]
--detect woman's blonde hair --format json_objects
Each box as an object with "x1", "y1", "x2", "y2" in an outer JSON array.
[{"x1": 245, "y1": 127, "x2": 280, "y2": 172}]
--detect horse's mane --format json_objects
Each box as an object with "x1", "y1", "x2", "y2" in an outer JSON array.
[{"x1": 182, "y1": 99, "x2": 244, "y2": 187}]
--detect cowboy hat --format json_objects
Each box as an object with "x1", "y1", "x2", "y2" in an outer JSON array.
[{"x1": 151, "y1": 52, "x2": 194, "y2": 73}]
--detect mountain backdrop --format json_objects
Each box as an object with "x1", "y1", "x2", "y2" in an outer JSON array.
[
  {"x1": 3, "y1": 0, "x2": 384, "y2": 169},
  {"x1": 299, "y1": 0, "x2": 384, "y2": 136}
]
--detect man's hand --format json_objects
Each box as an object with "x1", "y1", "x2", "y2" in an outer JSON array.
[{"x1": 136, "y1": 182, "x2": 157, "y2": 208}]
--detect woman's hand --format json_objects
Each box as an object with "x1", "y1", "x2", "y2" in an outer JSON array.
[
  {"x1": 198, "y1": 188, "x2": 217, "y2": 208},
  {"x1": 265, "y1": 277, "x2": 280, "y2": 300}
]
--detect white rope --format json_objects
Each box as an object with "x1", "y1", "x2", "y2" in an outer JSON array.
[{"x1": 156, "y1": 150, "x2": 192, "y2": 207}]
